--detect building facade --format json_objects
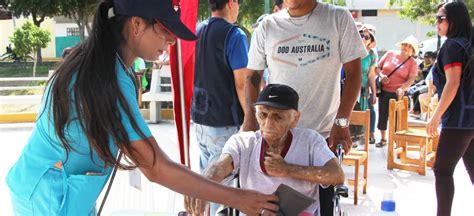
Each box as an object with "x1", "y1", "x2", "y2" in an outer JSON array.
[{"x1": 346, "y1": 0, "x2": 435, "y2": 55}]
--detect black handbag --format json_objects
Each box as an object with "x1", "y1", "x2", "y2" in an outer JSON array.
[
  {"x1": 375, "y1": 76, "x2": 383, "y2": 97},
  {"x1": 376, "y1": 57, "x2": 411, "y2": 97}
]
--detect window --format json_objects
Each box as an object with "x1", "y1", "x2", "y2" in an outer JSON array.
[
  {"x1": 66, "y1": 28, "x2": 80, "y2": 36},
  {"x1": 361, "y1": 10, "x2": 377, "y2": 17}
]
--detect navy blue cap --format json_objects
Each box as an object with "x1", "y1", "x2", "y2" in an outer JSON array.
[
  {"x1": 113, "y1": 0, "x2": 197, "y2": 41},
  {"x1": 254, "y1": 84, "x2": 299, "y2": 111}
]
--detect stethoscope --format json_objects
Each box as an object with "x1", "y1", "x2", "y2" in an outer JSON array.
[{"x1": 116, "y1": 53, "x2": 139, "y2": 99}]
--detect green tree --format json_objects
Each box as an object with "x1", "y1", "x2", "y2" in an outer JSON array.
[
  {"x1": 0, "y1": 0, "x2": 8, "y2": 7},
  {"x1": 0, "y1": 3, "x2": 10, "y2": 18},
  {"x1": 9, "y1": 0, "x2": 60, "y2": 27},
  {"x1": 8, "y1": 0, "x2": 61, "y2": 63},
  {"x1": 59, "y1": 0, "x2": 100, "y2": 40},
  {"x1": 389, "y1": 0, "x2": 474, "y2": 50},
  {"x1": 9, "y1": 21, "x2": 51, "y2": 76},
  {"x1": 389, "y1": 0, "x2": 474, "y2": 25},
  {"x1": 198, "y1": 0, "x2": 266, "y2": 30},
  {"x1": 322, "y1": 0, "x2": 346, "y2": 6}
]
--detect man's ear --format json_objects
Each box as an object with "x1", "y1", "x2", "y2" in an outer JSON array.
[
  {"x1": 227, "y1": 0, "x2": 235, "y2": 10},
  {"x1": 290, "y1": 111, "x2": 300, "y2": 128}
]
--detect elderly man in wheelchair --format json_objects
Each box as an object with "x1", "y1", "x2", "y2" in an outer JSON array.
[{"x1": 185, "y1": 84, "x2": 345, "y2": 216}]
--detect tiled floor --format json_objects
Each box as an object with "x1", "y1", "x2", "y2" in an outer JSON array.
[{"x1": 1, "y1": 121, "x2": 472, "y2": 216}]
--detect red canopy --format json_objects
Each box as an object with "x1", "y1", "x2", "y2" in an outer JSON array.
[{"x1": 169, "y1": 0, "x2": 197, "y2": 167}]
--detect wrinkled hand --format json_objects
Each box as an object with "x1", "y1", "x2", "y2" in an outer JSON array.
[
  {"x1": 426, "y1": 115, "x2": 441, "y2": 137},
  {"x1": 381, "y1": 75, "x2": 390, "y2": 84},
  {"x1": 328, "y1": 125, "x2": 352, "y2": 154},
  {"x1": 264, "y1": 152, "x2": 288, "y2": 177},
  {"x1": 234, "y1": 189, "x2": 279, "y2": 216},
  {"x1": 371, "y1": 94, "x2": 377, "y2": 105},
  {"x1": 153, "y1": 60, "x2": 160, "y2": 68},
  {"x1": 260, "y1": 209, "x2": 278, "y2": 216},
  {"x1": 184, "y1": 195, "x2": 207, "y2": 216}
]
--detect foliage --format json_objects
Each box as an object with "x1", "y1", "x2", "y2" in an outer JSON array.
[
  {"x1": 322, "y1": 0, "x2": 346, "y2": 6},
  {"x1": 8, "y1": 0, "x2": 61, "y2": 26},
  {"x1": 389, "y1": 0, "x2": 474, "y2": 25},
  {"x1": 7, "y1": 0, "x2": 60, "y2": 63},
  {"x1": 58, "y1": 0, "x2": 100, "y2": 40},
  {"x1": 198, "y1": 0, "x2": 266, "y2": 30},
  {"x1": 6, "y1": 0, "x2": 100, "y2": 39},
  {"x1": 9, "y1": 21, "x2": 51, "y2": 62}
]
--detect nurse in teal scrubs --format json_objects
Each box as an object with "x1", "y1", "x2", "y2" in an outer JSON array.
[{"x1": 6, "y1": 0, "x2": 278, "y2": 215}]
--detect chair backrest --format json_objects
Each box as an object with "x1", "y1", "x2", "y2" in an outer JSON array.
[
  {"x1": 426, "y1": 80, "x2": 436, "y2": 119},
  {"x1": 149, "y1": 65, "x2": 172, "y2": 94},
  {"x1": 389, "y1": 96, "x2": 409, "y2": 135},
  {"x1": 160, "y1": 65, "x2": 171, "y2": 78},
  {"x1": 149, "y1": 69, "x2": 161, "y2": 94},
  {"x1": 350, "y1": 109, "x2": 371, "y2": 152}
]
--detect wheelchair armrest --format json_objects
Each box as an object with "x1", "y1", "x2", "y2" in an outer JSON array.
[
  {"x1": 335, "y1": 184, "x2": 349, "y2": 198},
  {"x1": 221, "y1": 172, "x2": 239, "y2": 185}
]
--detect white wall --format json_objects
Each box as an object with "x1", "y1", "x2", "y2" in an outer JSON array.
[
  {"x1": 356, "y1": 14, "x2": 435, "y2": 54},
  {"x1": 0, "y1": 19, "x2": 15, "y2": 56},
  {"x1": 345, "y1": 0, "x2": 402, "y2": 10},
  {"x1": 342, "y1": 0, "x2": 435, "y2": 55},
  {"x1": 55, "y1": 23, "x2": 81, "y2": 37}
]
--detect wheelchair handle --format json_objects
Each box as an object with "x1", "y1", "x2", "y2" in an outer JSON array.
[{"x1": 336, "y1": 144, "x2": 344, "y2": 164}]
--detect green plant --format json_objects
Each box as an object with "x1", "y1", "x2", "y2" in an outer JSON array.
[
  {"x1": 8, "y1": 0, "x2": 62, "y2": 63},
  {"x1": 9, "y1": 21, "x2": 51, "y2": 62},
  {"x1": 9, "y1": 21, "x2": 51, "y2": 76},
  {"x1": 322, "y1": 0, "x2": 346, "y2": 6}
]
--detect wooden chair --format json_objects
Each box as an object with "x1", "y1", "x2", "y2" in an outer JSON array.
[
  {"x1": 425, "y1": 79, "x2": 438, "y2": 121},
  {"x1": 343, "y1": 109, "x2": 370, "y2": 205},
  {"x1": 387, "y1": 96, "x2": 437, "y2": 175}
]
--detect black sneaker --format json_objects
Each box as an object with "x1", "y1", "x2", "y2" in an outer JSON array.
[
  {"x1": 376, "y1": 140, "x2": 387, "y2": 147},
  {"x1": 369, "y1": 137, "x2": 376, "y2": 144}
]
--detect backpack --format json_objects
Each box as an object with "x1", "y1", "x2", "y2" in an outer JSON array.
[{"x1": 452, "y1": 39, "x2": 474, "y2": 128}]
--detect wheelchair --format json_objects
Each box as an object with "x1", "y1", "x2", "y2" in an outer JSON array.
[{"x1": 183, "y1": 144, "x2": 349, "y2": 216}]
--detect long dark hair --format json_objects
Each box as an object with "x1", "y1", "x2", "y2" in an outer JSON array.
[
  {"x1": 43, "y1": 0, "x2": 154, "y2": 169},
  {"x1": 438, "y1": 2, "x2": 472, "y2": 40}
]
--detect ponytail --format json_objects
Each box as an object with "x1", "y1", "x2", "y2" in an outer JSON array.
[{"x1": 44, "y1": 0, "x2": 155, "y2": 170}]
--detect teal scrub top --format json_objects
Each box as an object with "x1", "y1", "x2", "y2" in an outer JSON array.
[
  {"x1": 359, "y1": 49, "x2": 378, "y2": 111},
  {"x1": 361, "y1": 49, "x2": 378, "y2": 89},
  {"x1": 6, "y1": 58, "x2": 152, "y2": 215}
]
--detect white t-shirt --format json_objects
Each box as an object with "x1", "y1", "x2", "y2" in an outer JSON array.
[
  {"x1": 222, "y1": 128, "x2": 335, "y2": 216},
  {"x1": 247, "y1": 2, "x2": 367, "y2": 137}
]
